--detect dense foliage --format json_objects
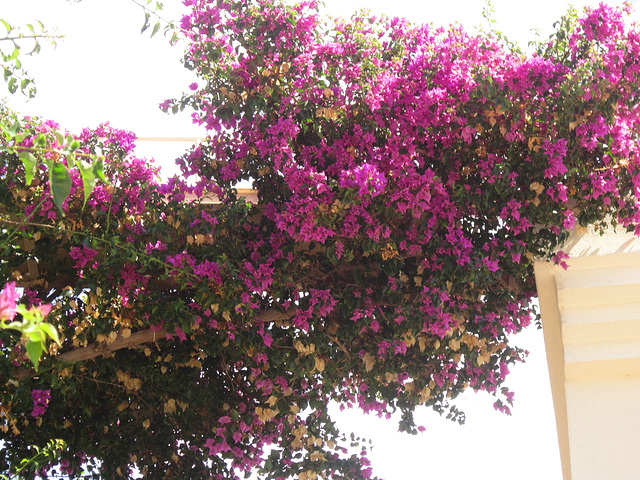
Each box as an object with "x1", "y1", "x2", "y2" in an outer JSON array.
[{"x1": 1, "y1": 1, "x2": 640, "y2": 478}]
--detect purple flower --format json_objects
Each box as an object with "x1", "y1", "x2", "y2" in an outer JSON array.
[
  {"x1": 69, "y1": 246, "x2": 99, "y2": 270},
  {"x1": 340, "y1": 163, "x2": 388, "y2": 198},
  {"x1": 31, "y1": 389, "x2": 51, "y2": 417}
]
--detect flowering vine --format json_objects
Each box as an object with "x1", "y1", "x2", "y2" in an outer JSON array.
[{"x1": 1, "y1": 1, "x2": 640, "y2": 479}]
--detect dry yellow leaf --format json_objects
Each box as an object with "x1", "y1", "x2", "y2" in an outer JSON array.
[
  {"x1": 314, "y1": 356, "x2": 326, "y2": 373},
  {"x1": 420, "y1": 386, "x2": 432, "y2": 403},
  {"x1": 363, "y1": 353, "x2": 375, "y2": 372},
  {"x1": 164, "y1": 398, "x2": 177, "y2": 414},
  {"x1": 529, "y1": 182, "x2": 545, "y2": 195},
  {"x1": 418, "y1": 336, "x2": 428, "y2": 352},
  {"x1": 116, "y1": 370, "x2": 142, "y2": 391},
  {"x1": 403, "y1": 331, "x2": 416, "y2": 348},
  {"x1": 477, "y1": 353, "x2": 491, "y2": 366},
  {"x1": 294, "y1": 341, "x2": 315, "y2": 356},
  {"x1": 255, "y1": 407, "x2": 277, "y2": 423},
  {"x1": 385, "y1": 372, "x2": 398, "y2": 383}
]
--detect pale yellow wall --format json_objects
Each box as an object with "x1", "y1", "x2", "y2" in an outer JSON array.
[
  {"x1": 535, "y1": 226, "x2": 640, "y2": 480},
  {"x1": 566, "y1": 378, "x2": 640, "y2": 479}
]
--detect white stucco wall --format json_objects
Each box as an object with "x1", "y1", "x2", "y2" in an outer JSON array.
[{"x1": 535, "y1": 226, "x2": 640, "y2": 480}]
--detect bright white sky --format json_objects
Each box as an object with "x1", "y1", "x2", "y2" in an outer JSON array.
[{"x1": 3, "y1": 0, "x2": 638, "y2": 479}]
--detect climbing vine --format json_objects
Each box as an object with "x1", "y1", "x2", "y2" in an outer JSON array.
[{"x1": 1, "y1": 2, "x2": 640, "y2": 479}]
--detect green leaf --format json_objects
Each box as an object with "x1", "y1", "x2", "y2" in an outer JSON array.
[
  {"x1": 8, "y1": 47, "x2": 20, "y2": 62},
  {"x1": 0, "y1": 18, "x2": 10, "y2": 33},
  {"x1": 54, "y1": 129, "x2": 65, "y2": 147},
  {"x1": 79, "y1": 160, "x2": 96, "y2": 208},
  {"x1": 49, "y1": 162, "x2": 72, "y2": 213},
  {"x1": 93, "y1": 157, "x2": 108, "y2": 183},
  {"x1": 34, "y1": 133, "x2": 47, "y2": 147},
  {"x1": 38, "y1": 323, "x2": 61, "y2": 345},
  {"x1": 151, "y1": 21, "x2": 161, "y2": 38},
  {"x1": 141, "y1": 12, "x2": 151, "y2": 33},
  {"x1": 25, "y1": 339, "x2": 44, "y2": 371},
  {"x1": 26, "y1": 327, "x2": 45, "y2": 344},
  {"x1": 19, "y1": 151, "x2": 37, "y2": 185},
  {"x1": 8, "y1": 77, "x2": 17, "y2": 94},
  {"x1": 66, "y1": 138, "x2": 81, "y2": 153},
  {"x1": 66, "y1": 152, "x2": 76, "y2": 168},
  {"x1": 3, "y1": 119, "x2": 21, "y2": 136}
]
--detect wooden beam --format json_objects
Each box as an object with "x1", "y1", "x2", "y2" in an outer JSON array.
[{"x1": 56, "y1": 308, "x2": 293, "y2": 363}]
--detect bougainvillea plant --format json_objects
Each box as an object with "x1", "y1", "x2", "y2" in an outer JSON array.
[{"x1": 1, "y1": 1, "x2": 640, "y2": 479}]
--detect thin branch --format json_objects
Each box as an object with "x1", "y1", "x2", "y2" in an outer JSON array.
[
  {"x1": 0, "y1": 34, "x2": 64, "y2": 43},
  {"x1": 128, "y1": 0, "x2": 172, "y2": 23}
]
